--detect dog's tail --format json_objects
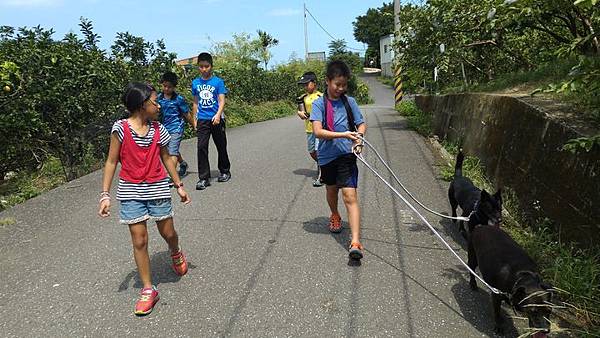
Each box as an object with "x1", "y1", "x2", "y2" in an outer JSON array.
[{"x1": 454, "y1": 149, "x2": 464, "y2": 177}]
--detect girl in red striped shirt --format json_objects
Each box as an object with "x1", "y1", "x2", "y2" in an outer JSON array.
[{"x1": 98, "y1": 83, "x2": 191, "y2": 316}]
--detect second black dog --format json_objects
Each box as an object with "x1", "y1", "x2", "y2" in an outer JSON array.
[
  {"x1": 448, "y1": 149, "x2": 502, "y2": 237},
  {"x1": 469, "y1": 225, "x2": 553, "y2": 336}
]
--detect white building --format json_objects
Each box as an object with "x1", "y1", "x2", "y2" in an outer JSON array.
[{"x1": 379, "y1": 34, "x2": 395, "y2": 77}]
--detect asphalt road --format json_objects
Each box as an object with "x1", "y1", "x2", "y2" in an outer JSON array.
[{"x1": 0, "y1": 75, "x2": 525, "y2": 337}]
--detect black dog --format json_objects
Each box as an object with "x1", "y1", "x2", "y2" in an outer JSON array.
[
  {"x1": 469, "y1": 225, "x2": 553, "y2": 336},
  {"x1": 448, "y1": 150, "x2": 502, "y2": 237}
]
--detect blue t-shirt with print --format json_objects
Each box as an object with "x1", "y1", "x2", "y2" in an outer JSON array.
[
  {"x1": 310, "y1": 95, "x2": 364, "y2": 166},
  {"x1": 191, "y1": 75, "x2": 228, "y2": 121},
  {"x1": 157, "y1": 92, "x2": 190, "y2": 134}
]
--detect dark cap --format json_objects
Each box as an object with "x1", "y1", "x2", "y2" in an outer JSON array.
[{"x1": 297, "y1": 71, "x2": 317, "y2": 84}]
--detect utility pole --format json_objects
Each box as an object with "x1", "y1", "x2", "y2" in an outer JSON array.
[
  {"x1": 394, "y1": 0, "x2": 400, "y2": 29},
  {"x1": 304, "y1": 3, "x2": 308, "y2": 60},
  {"x1": 393, "y1": 0, "x2": 403, "y2": 104}
]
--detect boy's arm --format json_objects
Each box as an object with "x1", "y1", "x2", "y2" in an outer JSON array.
[
  {"x1": 185, "y1": 112, "x2": 195, "y2": 130},
  {"x1": 160, "y1": 147, "x2": 191, "y2": 204},
  {"x1": 192, "y1": 96, "x2": 198, "y2": 129},
  {"x1": 179, "y1": 97, "x2": 195, "y2": 129},
  {"x1": 212, "y1": 93, "x2": 225, "y2": 125}
]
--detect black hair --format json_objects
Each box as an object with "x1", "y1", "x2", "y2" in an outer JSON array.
[
  {"x1": 197, "y1": 52, "x2": 213, "y2": 66},
  {"x1": 326, "y1": 60, "x2": 351, "y2": 80},
  {"x1": 121, "y1": 82, "x2": 155, "y2": 112},
  {"x1": 160, "y1": 71, "x2": 178, "y2": 86}
]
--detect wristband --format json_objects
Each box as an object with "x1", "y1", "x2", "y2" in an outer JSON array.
[
  {"x1": 99, "y1": 196, "x2": 111, "y2": 203},
  {"x1": 173, "y1": 182, "x2": 184, "y2": 188}
]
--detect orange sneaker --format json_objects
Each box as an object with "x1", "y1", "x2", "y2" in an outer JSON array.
[
  {"x1": 349, "y1": 242, "x2": 364, "y2": 260},
  {"x1": 134, "y1": 286, "x2": 159, "y2": 316},
  {"x1": 328, "y1": 213, "x2": 342, "y2": 233},
  {"x1": 171, "y1": 250, "x2": 188, "y2": 276}
]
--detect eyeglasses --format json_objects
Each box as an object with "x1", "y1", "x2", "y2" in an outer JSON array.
[{"x1": 146, "y1": 99, "x2": 160, "y2": 107}]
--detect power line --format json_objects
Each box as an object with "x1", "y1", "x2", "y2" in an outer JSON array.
[{"x1": 304, "y1": 6, "x2": 366, "y2": 52}]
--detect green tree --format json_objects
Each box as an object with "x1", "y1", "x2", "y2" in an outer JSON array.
[
  {"x1": 328, "y1": 39, "x2": 363, "y2": 76},
  {"x1": 212, "y1": 32, "x2": 262, "y2": 70},
  {"x1": 353, "y1": 2, "x2": 394, "y2": 67},
  {"x1": 256, "y1": 30, "x2": 279, "y2": 70},
  {"x1": 0, "y1": 19, "x2": 179, "y2": 181},
  {"x1": 328, "y1": 39, "x2": 349, "y2": 56}
]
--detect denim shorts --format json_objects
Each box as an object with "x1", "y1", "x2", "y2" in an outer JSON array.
[
  {"x1": 306, "y1": 133, "x2": 319, "y2": 153},
  {"x1": 119, "y1": 198, "x2": 173, "y2": 225},
  {"x1": 167, "y1": 132, "x2": 183, "y2": 156}
]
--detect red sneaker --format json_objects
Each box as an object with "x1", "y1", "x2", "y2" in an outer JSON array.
[
  {"x1": 134, "y1": 286, "x2": 159, "y2": 316},
  {"x1": 171, "y1": 250, "x2": 188, "y2": 276},
  {"x1": 328, "y1": 213, "x2": 342, "y2": 233},
  {"x1": 349, "y1": 242, "x2": 364, "y2": 260}
]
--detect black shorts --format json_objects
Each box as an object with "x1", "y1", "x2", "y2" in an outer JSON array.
[{"x1": 320, "y1": 153, "x2": 358, "y2": 188}]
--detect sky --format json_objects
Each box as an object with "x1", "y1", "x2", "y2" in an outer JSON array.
[{"x1": 0, "y1": 0, "x2": 394, "y2": 66}]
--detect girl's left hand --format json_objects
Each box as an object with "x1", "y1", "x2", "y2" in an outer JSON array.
[
  {"x1": 212, "y1": 114, "x2": 221, "y2": 125},
  {"x1": 177, "y1": 187, "x2": 191, "y2": 204},
  {"x1": 98, "y1": 199, "x2": 111, "y2": 217}
]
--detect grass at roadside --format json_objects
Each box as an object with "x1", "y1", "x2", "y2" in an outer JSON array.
[
  {"x1": 0, "y1": 157, "x2": 66, "y2": 212},
  {"x1": 396, "y1": 100, "x2": 432, "y2": 136}
]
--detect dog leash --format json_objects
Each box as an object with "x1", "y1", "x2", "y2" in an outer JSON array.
[
  {"x1": 358, "y1": 136, "x2": 471, "y2": 222},
  {"x1": 353, "y1": 136, "x2": 505, "y2": 296}
]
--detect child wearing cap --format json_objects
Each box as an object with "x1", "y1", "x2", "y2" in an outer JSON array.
[{"x1": 296, "y1": 71, "x2": 323, "y2": 187}]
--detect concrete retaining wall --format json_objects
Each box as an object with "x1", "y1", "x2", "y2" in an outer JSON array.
[{"x1": 415, "y1": 93, "x2": 599, "y2": 246}]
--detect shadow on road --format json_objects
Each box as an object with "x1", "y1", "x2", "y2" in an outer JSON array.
[
  {"x1": 117, "y1": 250, "x2": 197, "y2": 291},
  {"x1": 292, "y1": 168, "x2": 318, "y2": 178},
  {"x1": 376, "y1": 120, "x2": 409, "y2": 132},
  {"x1": 302, "y1": 216, "x2": 362, "y2": 267},
  {"x1": 439, "y1": 217, "x2": 469, "y2": 251},
  {"x1": 443, "y1": 267, "x2": 519, "y2": 338}
]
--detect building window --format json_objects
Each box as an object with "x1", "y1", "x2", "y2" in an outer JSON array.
[{"x1": 384, "y1": 45, "x2": 388, "y2": 53}]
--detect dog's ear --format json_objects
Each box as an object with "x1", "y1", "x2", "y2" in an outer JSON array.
[{"x1": 494, "y1": 188, "x2": 502, "y2": 204}]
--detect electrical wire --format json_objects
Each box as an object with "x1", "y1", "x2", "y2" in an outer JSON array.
[{"x1": 304, "y1": 6, "x2": 366, "y2": 52}]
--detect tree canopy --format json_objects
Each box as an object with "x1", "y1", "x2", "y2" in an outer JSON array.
[{"x1": 352, "y1": 2, "x2": 394, "y2": 67}]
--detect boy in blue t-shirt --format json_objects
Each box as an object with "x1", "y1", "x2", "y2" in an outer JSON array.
[
  {"x1": 310, "y1": 60, "x2": 367, "y2": 261},
  {"x1": 158, "y1": 72, "x2": 193, "y2": 178},
  {"x1": 191, "y1": 52, "x2": 231, "y2": 190}
]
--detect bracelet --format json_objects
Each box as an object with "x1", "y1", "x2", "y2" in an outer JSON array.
[
  {"x1": 99, "y1": 196, "x2": 111, "y2": 203},
  {"x1": 100, "y1": 191, "x2": 110, "y2": 196},
  {"x1": 173, "y1": 182, "x2": 184, "y2": 188}
]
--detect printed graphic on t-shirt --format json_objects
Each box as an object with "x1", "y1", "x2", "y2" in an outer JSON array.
[{"x1": 197, "y1": 84, "x2": 217, "y2": 108}]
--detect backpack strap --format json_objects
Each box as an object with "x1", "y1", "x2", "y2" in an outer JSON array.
[
  {"x1": 323, "y1": 92, "x2": 356, "y2": 132},
  {"x1": 341, "y1": 95, "x2": 356, "y2": 132}
]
